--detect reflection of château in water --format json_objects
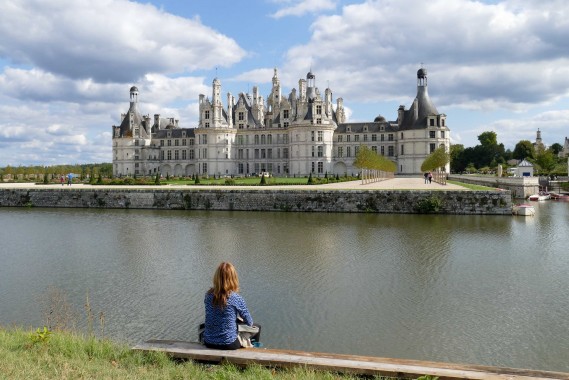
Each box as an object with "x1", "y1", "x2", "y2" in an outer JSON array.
[{"x1": 112, "y1": 68, "x2": 450, "y2": 177}]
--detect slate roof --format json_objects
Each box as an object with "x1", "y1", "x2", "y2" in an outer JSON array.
[
  {"x1": 398, "y1": 86, "x2": 439, "y2": 131},
  {"x1": 335, "y1": 121, "x2": 398, "y2": 134},
  {"x1": 154, "y1": 128, "x2": 196, "y2": 139}
]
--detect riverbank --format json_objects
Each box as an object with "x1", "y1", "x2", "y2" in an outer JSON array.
[
  {"x1": 0, "y1": 327, "x2": 366, "y2": 380},
  {"x1": 0, "y1": 178, "x2": 512, "y2": 214}
]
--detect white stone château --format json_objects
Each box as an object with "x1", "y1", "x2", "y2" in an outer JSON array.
[{"x1": 112, "y1": 68, "x2": 450, "y2": 177}]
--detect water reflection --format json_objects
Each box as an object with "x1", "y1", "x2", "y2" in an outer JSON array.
[{"x1": 0, "y1": 204, "x2": 568, "y2": 372}]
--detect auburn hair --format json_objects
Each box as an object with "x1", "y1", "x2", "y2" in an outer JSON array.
[{"x1": 209, "y1": 262, "x2": 240, "y2": 308}]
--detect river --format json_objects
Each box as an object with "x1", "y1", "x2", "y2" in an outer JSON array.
[{"x1": 1, "y1": 203, "x2": 568, "y2": 372}]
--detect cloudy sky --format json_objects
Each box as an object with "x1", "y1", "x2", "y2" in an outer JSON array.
[{"x1": 1, "y1": 0, "x2": 568, "y2": 165}]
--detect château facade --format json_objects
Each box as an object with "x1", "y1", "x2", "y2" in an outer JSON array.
[{"x1": 112, "y1": 68, "x2": 450, "y2": 177}]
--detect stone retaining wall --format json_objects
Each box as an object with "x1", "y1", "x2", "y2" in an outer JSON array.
[
  {"x1": 448, "y1": 175, "x2": 539, "y2": 199},
  {"x1": 0, "y1": 188, "x2": 513, "y2": 215}
]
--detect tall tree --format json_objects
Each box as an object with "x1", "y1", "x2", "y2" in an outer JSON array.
[{"x1": 513, "y1": 140, "x2": 534, "y2": 160}]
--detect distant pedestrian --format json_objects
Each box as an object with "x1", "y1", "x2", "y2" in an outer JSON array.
[
  {"x1": 67, "y1": 173, "x2": 73, "y2": 186},
  {"x1": 60, "y1": 176, "x2": 64, "y2": 186},
  {"x1": 428, "y1": 172, "x2": 433, "y2": 184},
  {"x1": 423, "y1": 172, "x2": 428, "y2": 184}
]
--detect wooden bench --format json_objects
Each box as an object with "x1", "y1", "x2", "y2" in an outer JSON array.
[{"x1": 132, "y1": 340, "x2": 569, "y2": 380}]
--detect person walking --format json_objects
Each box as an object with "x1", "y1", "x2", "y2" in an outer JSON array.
[
  {"x1": 428, "y1": 171, "x2": 433, "y2": 184},
  {"x1": 423, "y1": 172, "x2": 428, "y2": 184}
]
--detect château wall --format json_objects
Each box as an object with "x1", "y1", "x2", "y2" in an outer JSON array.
[{"x1": 0, "y1": 188, "x2": 512, "y2": 215}]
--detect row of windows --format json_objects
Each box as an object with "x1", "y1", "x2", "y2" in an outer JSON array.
[
  {"x1": 159, "y1": 138, "x2": 195, "y2": 147},
  {"x1": 337, "y1": 145, "x2": 394, "y2": 157},
  {"x1": 337, "y1": 133, "x2": 394, "y2": 143},
  {"x1": 237, "y1": 162, "x2": 289, "y2": 175},
  {"x1": 236, "y1": 134, "x2": 289, "y2": 145}
]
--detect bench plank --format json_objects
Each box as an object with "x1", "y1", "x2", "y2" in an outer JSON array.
[{"x1": 132, "y1": 340, "x2": 569, "y2": 380}]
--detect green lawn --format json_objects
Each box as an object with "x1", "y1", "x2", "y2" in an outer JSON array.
[{"x1": 447, "y1": 180, "x2": 498, "y2": 191}]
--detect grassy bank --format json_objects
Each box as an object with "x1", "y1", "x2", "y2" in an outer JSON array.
[
  {"x1": 446, "y1": 180, "x2": 497, "y2": 191},
  {"x1": 0, "y1": 327, "x2": 397, "y2": 380}
]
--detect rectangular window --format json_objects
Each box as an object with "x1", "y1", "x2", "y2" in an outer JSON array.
[
  {"x1": 189, "y1": 149, "x2": 195, "y2": 159},
  {"x1": 267, "y1": 149, "x2": 272, "y2": 159},
  {"x1": 316, "y1": 118, "x2": 321, "y2": 124},
  {"x1": 238, "y1": 149, "x2": 244, "y2": 159},
  {"x1": 388, "y1": 146, "x2": 394, "y2": 156},
  {"x1": 160, "y1": 140, "x2": 164, "y2": 146},
  {"x1": 347, "y1": 146, "x2": 351, "y2": 157},
  {"x1": 354, "y1": 146, "x2": 359, "y2": 156},
  {"x1": 388, "y1": 134, "x2": 394, "y2": 141},
  {"x1": 318, "y1": 162, "x2": 323, "y2": 173},
  {"x1": 317, "y1": 146, "x2": 323, "y2": 157},
  {"x1": 400, "y1": 145, "x2": 404, "y2": 155},
  {"x1": 311, "y1": 146, "x2": 315, "y2": 157},
  {"x1": 346, "y1": 135, "x2": 351, "y2": 142},
  {"x1": 338, "y1": 147, "x2": 343, "y2": 157},
  {"x1": 205, "y1": 110, "x2": 210, "y2": 119},
  {"x1": 371, "y1": 146, "x2": 377, "y2": 153},
  {"x1": 239, "y1": 112, "x2": 244, "y2": 121},
  {"x1": 441, "y1": 131, "x2": 445, "y2": 138},
  {"x1": 167, "y1": 150, "x2": 172, "y2": 160},
  {"x1": 381, "y1": 134, "x2": 385, "y2": 142},
  {"x1": 354, "y1": 135, "x2": 360, "y2": 142},
  {"x1": 182, "y1": 139, "x2": 186, "y2": 146},
  {"x1": 202, "y1": 135, "x2": 207, "y2": 144},
  {"x1": 255, "y1": 135, "x2": 259, "y2": 144},
  {"x1": 363, "y1": 134, "x2": 368, "y2": 142},
  {"x1": 338, "y1": 135, "x2": 343, "y2": 142},
  {"x1": 283, "y1": 122, "x2": 289, "y2": 128},
  {"x1": 205, "y1": 123, "x2": 209, "y2": 128},
  {"x1": 254, "y1": 163, "x2": 260, "y2": 172},
  {"x1": 430, "y1": 143, "x2": 436, "y2": 153},
  {"x1": 381, "y1": 146, "x2": 385, "y2": 156},
  {"x1": 160, "y1": 151, "x2": 164, "y2": 160},
  {"x1": 430, "y1": 118, "x2": 435, "y2": 126},
  {"x1": 202, "y1": 163, "x2": 207, "y2": 174},
  {"x1": 311, "y1": 131, "x2": 315, "y2": 141},
  {"x1": 254, "y1": 149, "x2": 260, "y2": 159},
  {"x1": 430, "y1": 131, "x2": 436, "y2": 138},
  {"x1": 202, "y1": 148, "x2": 207, "y2": 158},
  {"x1": 182, "y1": 150, "x2": 187, "y2": 160},
  {"x1": 317, "y1": 131, "x2": 323, "y2": 142},
  {"x1": 167, "y1": 140, "x2": 172, "y2": 146},
  {"x1": 283, "y1": 148, "x2": 289, "y2": 158},
  {"x1": 261, "y1": 149, "x2": 266, "y2": 159},
  {"x1": 189, "y1": 138, "x2": 194, "y2": 146},
  {"x1": 283, "y1": 109, "x2": 289, "y2": 119},
  {"x1": 316, "y1": 105, "x2": 322, "y2": 115},
  {"x1": 311, "y1": 162, "x2": 315, "y2": 173},
  {"x1": 174, "y1": 150, "x2": 179, "y2": 160},
  {"x1": 238, "y1": 163, "x2": 244, "y2": 174},
  {"x1": 372, "y1": 134, "x2": 377, "y2": 141},
  {"x1": 239, "y1": 123, "x2": 244, "y2": 129}
]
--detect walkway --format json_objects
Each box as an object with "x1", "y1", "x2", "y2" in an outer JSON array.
[{"x1": 0, "y1": 177, "x2": 467, "y2": 191}]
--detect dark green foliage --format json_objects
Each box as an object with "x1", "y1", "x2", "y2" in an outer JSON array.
[
  {"x1": 260, "y1": 175, "x2": 267, "y2": 185},
  {"x1": 194, "y1": 175, "x2": 200, "y2": 184},
  {"x1": 307, "y1": 173, "x2": 314, "y2": 184},
  {"x1": 154, "y1": 172, "x2": 160, "y2": 185},
  {"x1": 415, "y1": 196, "x2": 443, "y2": 213}
]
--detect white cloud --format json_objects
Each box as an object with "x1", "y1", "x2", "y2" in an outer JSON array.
[
  {"x1": 0, "y1": 0, "x2": 246, "y2": 83},
  {"x1": 270, "y1": 0, "x2": 337, "y2": 18},
  {"x1": 282, "y1": 0, "x2": 569, "y2": 109}
]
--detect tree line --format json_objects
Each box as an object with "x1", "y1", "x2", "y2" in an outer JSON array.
[
  {"x1": 0, "y1": 163, "x2": 113, "y2": 180},
  {"x1": 450, "y1": 131, "x2": 566, "y2": 175}
]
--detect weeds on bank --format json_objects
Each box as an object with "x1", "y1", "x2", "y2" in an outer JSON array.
[{"x1": 2, "y1": 286, "x2": 413, "y2": 379}]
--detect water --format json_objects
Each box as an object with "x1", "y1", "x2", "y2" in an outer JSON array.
[{"x1": 1, "y1": 204, "x2": 568, "y2": 372}]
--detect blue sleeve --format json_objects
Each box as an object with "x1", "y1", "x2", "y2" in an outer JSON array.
[{"x1": 232, "y1": 293, "x2": 253, "y2": 326}]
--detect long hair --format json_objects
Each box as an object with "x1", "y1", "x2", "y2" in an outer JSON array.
[{"x1": 209, "y1": 262, "x2": 240, "y2": 308}]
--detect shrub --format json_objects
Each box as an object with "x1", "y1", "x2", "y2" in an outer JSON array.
[{"x1": 415, "y1": 196, "x2": 443, "y2": 213}]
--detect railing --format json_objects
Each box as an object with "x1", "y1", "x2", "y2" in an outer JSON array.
[{"x1": 360, "y1": 169, "x2": 394, "y2": 185}]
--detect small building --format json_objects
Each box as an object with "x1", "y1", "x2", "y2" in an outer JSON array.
[{"x1": 514, "y1": 159, "x2": 534, "y2": 177}]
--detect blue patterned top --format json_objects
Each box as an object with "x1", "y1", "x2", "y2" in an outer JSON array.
[{"x1": 203, "y1": 291, "x2": 253, "y2": 345}]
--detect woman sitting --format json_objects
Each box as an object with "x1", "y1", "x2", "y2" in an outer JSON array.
[{"x1": 203, "y1": 262, "x2": 260, "y2": 349}]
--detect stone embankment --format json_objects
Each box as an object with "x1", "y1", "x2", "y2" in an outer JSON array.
[{"x1": 0, "y1": 186, "x2": 512, "y2": 215}]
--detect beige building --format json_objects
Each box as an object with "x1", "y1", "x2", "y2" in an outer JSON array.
[{"x1": 112, "y1": 68, "x2": 450, "y2": 177}]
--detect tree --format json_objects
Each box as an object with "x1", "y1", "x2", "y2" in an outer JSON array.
[
  {"x1": 534, "y1": 149, "x2": 556, "y2": 174},
  {"x1": 513, "y1": 140, "x2": 534, "y2": 160},
  {"x1": 421, "y1": 145, "x2": 450, "y2": 172},
  {"x1": 550, "y1": 143, "x2": 563, "y2": 156},
  {"x1": 353, "y1": 145, "x2": 396, "y2": 172},
  {"x1": 154, "y1": 172, "x2": 160, "y2": 185},
  {"x1": 307, "y1": 172, "x2": 314, "y2": 184},
  {"x1": 449, "y1": 144, "x2": 465, "y2": 173},
  {"x1": 259, "y1": 174, "x2": 267, "y2": 185},
  {"x1": 478, "y1": 131, "x2": 498, "y2": 147}
]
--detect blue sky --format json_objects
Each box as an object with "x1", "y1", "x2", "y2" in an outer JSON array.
[{"x1": 1, "y1": 0, "x2": 568, "y2": 165}]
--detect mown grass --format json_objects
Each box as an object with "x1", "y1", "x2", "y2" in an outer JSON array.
[
  {"x1": 0, "y1": 327, "x2": 401, "y2": 380},
  {"x1": 446, "y1": 180, "x2": 497, "y2": 191}
]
